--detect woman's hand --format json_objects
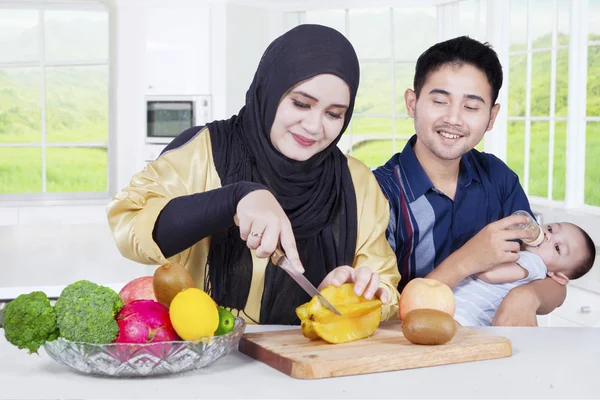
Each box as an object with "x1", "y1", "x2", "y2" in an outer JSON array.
[
  {"x1": 318, "y1": 265, "x2": 390, "y2": 304},
  {"x1": 235, "y1": 189, "x2": 304, "y2": 273}
]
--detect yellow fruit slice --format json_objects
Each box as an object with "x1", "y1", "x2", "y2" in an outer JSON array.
[
  {"x1": 313, "y1": 307, "x2": 381, "y2": 344},
  {"x1": 295, "y1": 283, "x2": 383, "y2": 344},
  {"x1": 169, "y1": 288, "x2": 219, "y2": 341}
]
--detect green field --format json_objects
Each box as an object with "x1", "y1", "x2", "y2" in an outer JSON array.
[{"x1": 0, "y1": 30, "x2": 599, "y2": 205}]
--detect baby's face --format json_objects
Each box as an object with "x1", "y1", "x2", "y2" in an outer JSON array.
[{"x1": 523, "y1": 222, "x2": 587, "y2": 275}]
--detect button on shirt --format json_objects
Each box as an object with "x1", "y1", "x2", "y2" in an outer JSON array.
[{"x1": 373, "y1": 135, "x2": 533, "y2": 291}]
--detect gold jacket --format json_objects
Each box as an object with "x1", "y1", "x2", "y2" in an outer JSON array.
[{"x1": 107, "y1": 128, "x2": 400, "y2": 323}]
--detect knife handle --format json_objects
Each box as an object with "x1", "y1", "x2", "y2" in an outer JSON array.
[{"x1": 271, "y1": 246, "x2": 286, "y2": 266}]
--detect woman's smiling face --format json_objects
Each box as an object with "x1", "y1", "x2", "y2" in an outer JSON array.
[{"x1": 269, "y1": 74, "x2": 350, "y2": 161}]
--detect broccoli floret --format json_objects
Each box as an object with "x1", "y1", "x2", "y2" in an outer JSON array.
[
  {"x1": 54, "y1": 280, "x2": 123, "y2": 344},
  {"x1": 4, "y1": 291, "x2": 59, "y2": 353}
]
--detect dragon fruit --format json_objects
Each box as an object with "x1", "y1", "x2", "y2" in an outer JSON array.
[{"x1": 115, "y1": 300, "x2": 179, "y2": 343}]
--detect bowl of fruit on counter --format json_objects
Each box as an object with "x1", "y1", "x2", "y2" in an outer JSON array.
[{"x1": 3, "y1": 263, "x2": 245, "y2": 377}]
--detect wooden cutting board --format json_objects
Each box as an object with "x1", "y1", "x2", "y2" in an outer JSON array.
[{"x1": 239, "y1": 319, "x2": 511, "y2": 379}]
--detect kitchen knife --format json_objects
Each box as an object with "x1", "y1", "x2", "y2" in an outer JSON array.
[{"x1": 271, "y1": 246, "x2": 342, "y2": 316}]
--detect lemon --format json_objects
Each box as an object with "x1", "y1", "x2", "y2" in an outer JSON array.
[{"x1": 169, "y1": 288, "x2": 219, "y2": 341}]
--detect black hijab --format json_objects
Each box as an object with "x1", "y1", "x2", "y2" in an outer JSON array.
[{"x1": 206, "y1": 24, "x2": 360, "y2": 324}]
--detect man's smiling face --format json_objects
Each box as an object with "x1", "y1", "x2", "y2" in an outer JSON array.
[{"x1": 406, "y1": 63, "x2": 500, "y2": 161}]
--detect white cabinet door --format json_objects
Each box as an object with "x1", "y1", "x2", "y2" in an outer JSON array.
[
  {"x1": 145, "y1": 5, "x2": 211, "y2": 95},
  {"x1": 551, "y1": 286, "x2": 600, "y2": 327},
  {"x1": 548, "y1": 315, "x2": 583, "y2": 327}
]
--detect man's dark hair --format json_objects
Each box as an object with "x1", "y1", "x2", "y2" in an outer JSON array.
[
  {"x1": 569, "y1": 226, "x2": 596, "y2": 280},
  {"x1": 413, "y1": 36, "x2": 503, "y2": 105}
]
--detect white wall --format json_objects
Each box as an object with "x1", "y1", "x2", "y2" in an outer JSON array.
[{"x1": 225, "y1": 3, "x2": 271, "y2": 117}]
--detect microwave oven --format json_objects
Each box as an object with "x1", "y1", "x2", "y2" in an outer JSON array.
[{"x1": 145, "y1": 95, "x2": 211, "y2": 144}]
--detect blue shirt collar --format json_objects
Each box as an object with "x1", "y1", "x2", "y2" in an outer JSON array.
[{"x1": 398, "y1": 135, "x2": 481, "y2": 202}]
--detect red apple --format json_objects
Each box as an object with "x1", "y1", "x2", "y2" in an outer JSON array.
[
  {"x1": 399, "y1": 278, "x2": 455, "y2": 320},
  {"x1": 119, "y1": 276, "x2": 157, "y2": 305}
]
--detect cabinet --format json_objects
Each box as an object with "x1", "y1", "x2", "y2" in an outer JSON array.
[
  {"x1": 144, "y1": 5, "x2": 211, "y2": 95},
  {"x1": 549, "y1": 285, "x2": 600, "y2": 327}
]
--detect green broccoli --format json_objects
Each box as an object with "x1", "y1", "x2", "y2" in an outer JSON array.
[
  {"x1": 4, "y1": 291, "x2": 59, "y2": 353},
  {"x1": 54, "y1": 280, "x2": 123, "y2": 344}
]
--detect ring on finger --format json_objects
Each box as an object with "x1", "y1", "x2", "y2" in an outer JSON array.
[{"x1": 249, "y1": 231, "x2": 263, "y2": 238}]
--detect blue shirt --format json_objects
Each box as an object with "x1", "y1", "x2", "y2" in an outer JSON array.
[{"x1": 373, "y1": 135, "x2": 532, "y2": 291}]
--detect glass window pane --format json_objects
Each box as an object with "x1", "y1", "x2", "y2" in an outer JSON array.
[
  {"x1": 395, "y1": 117, "x2": 414, "y2": 137},
  {"x1": 555, "y1": 48, "x2": 569, "y2": 117},
  {"x1": 475, "y1": 136, "x2": 485, "y2": 152},
  {"x1": 507, "y1": 120, "x2": 526, "y2": 182},
  {"x1": 531, "y1": 51, "x2": 551, "y2": 116},
  {"x1": 557, "y1": 0, "x2": 570, "y2": 46},
  {"x1": 46, "y1": 66, "x2": 108, "y2": 142},
  {"x1": 46, "y1": 147, "x2": 107, "y2": 192},
  {"x1": 529, "y1": 121, "x2": 550, "y2": 198},
  {"x1": 395, "y1": 62, "x2": 415, "y2": 115},
  {"x1": 394, "y1": 8, "x2": 437, "y2": 60},
  {"x1": 0, "y1": 147, "x2": 41, "y2": 194},
  {"x1": 349, "y1": 139, "x2": 391, "y2": 168},
  {"x1": 305, "y1": 10, "x2": 345, "y2": 35},
  {"x1": 45, "y1": 10, "x2": 108, "y2": 62},
  {"x1": 585, "y1": 122, "x2": 600, "y2": 206},
  {"x1": 351, "y1": 116, "x2": 392, "y2": 136},
  {"x1": 508, "y1": 54, "x2": 527, "y2": 117},
  {"x1": 349, "y1": 9, "x2": 390, "y2": 59},
  {"x1": 531, "y1": 0, "x2": 553, "y2": 49},
  {"x1": 355, "y1": 63, "x2": 392, "y2": 115},
  {"x1": 0, "y1": 10, "x2": 39, "y2": 63},
  {"x1": 588, "y1": 45, "x2": 600, "y2": 116},
  {"x1": 0, "y1": 68, "x2": 41, "y2": 143},
  {"x1": 552, "y1": 121, "x2": 567, "y2": 201},
  {"x1": 589, "y1": 0, "x2": 600, "y2": 41},
  {"x1": 510, "y1": 0, "x2": 527, "y2": 51}
]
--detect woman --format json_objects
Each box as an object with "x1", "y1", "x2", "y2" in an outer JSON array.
[{"x1": 107, "y1": 24, "x2": 400, "y2": 325}]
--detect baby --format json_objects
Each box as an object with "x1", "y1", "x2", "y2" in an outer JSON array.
[{"x1": 453, "y1": 221, "x2": 596, "y2": 326}]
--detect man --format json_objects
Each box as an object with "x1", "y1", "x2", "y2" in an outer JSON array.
[{"x1": 373, "y1": 36, "x2": 565, "y2": 326}]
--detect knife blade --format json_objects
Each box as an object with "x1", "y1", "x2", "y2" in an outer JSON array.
[{"x1": 271, "y1": 246, "x2": 342, "y2": 316}]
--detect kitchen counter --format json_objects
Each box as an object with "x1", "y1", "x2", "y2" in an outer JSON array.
[{"x1": 0, "y1": 325, "x2": 598, "y2": 399}]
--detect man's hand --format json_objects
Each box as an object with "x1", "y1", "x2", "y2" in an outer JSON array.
[
  {"x1": 459, "y1": 214, "x2": 536, "y2": 274},
  {"x1": 427, "y1": 214, "x2": 537, "y2": 289}
]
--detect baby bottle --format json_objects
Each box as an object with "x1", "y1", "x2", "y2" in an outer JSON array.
[{"x1": 510, "y1": 210, "x2": 544, "y2": 246}]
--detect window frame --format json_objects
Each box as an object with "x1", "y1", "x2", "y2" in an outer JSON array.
[{"x1": 0, "y1": 0, "x2": 110, "y2": 202}]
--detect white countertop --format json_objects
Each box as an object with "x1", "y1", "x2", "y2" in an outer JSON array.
[{"x1": 0, "y1": 325, "x2": 598, "y2": 399}]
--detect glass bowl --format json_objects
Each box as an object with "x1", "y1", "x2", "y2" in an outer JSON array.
[{"x1": 43, "y1": 317, "x2": 246, "y2": 377}]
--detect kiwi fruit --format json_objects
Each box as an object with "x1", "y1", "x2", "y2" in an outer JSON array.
[
  {"x1": 153, "y1": 263, "x2": 195, "y2": 307},
  {"x1": 402, "y1": 308, "x2": 457, "y2": 345}
]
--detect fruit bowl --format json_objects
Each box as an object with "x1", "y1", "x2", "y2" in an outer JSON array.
[{"x1": 43, "y1": 317, "x2": 246, "y2": 377}]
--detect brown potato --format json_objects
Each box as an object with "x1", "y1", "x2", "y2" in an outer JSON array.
[
  {"x1": 153, "y1": 263, "x2": 195, "y2": 307},
  {"x1": 402, "y1": 308, "x2": 457, "y2": 345}
]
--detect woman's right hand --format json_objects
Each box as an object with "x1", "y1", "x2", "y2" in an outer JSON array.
[{"x1": 235, "y1": 189, "x2": 304, "y2": 273}]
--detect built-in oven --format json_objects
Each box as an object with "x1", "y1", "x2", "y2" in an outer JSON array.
[{"x1": 145, "y1": 95, "x2": 211, "y2": 144}]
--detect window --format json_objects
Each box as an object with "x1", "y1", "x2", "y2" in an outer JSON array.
[
  {"x1": 506, "y1": 0, "x2": 570, "y2": 203},
  {"x1": 586, "y1": 0, "x2": 600, "y2": 207},
  {"x1": 0, "y1": 4, "x2": 109, "y2": 199},
  {"x1": 303, "y1": 7, "x2": 438, "y2": 168}
]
